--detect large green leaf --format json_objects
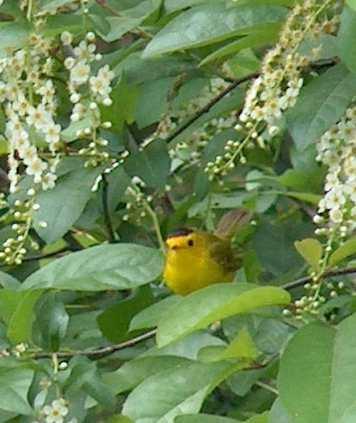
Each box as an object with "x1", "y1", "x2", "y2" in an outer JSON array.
[
  {"x1": 287, "y1": 64, "x2": 356, "y2": 150},
  {"x1": 278, "y1": 313, "x2": 356, "y2": 422},
  {"x1": 0, "y1": 290, "x2": 44, "y2": 344},
  {"x1": 269, "y1": 399, "x2": 295, "y2": 423},
  {"x1": 129, "y1": 295, "x2": 182, "y2": 330},
  {"x1": 104, "y1": 356, "x2": 192, "y2": 395},
  {"x1": 122, "y1": 361, "x2": 236, "y2": 423},
  {"x1": 100, "y1": 0, "x2": 162, "y2": 42},
  {"x1": 21, "y1": 244, "x2": 164, "y2": 291},
  {"x1": 0, "y1": 271, "x2": 21, "y2": 290},
  {"x1": 33, "y1": 292, "x2": 69, "y2": 351},
  {"x1": 0, "y1": 363, "x2": 34, "y2": 415},
  {"x1": 33, "y1": 167, "x2": 102, "y2": 243},
  {"x1": 337, "y1": 5, "x2": 356, "y2": 74},
  {"x1": 143, "y1": 4, "x2": 287, "y2": 57},
  {"x1": 176, "y1": 415, "x2": 239, "y2": 422},
  {"x1": 329, "y1": 237, "x2": 356, "y2": 267},
  {"x1": 124, "y1": 139, "x2": 171, "y2": 189},
  {"x1": 157, "y1": 284, "x2": 290, "y2": 347},
  {"x1": 294, "y1": 238, "x2": 323, "y2": 273},
  {"x1": 0, "y1": 22, "x2": 30, "y2": 53},
  {"x1": 200, "y1": 25, "x2": 280, "y2": 66},
  {"x1": 97, "y1": 286, "x2": 154, "y2": 342}
]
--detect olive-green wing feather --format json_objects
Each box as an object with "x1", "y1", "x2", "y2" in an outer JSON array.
[{"x1": 208, "y1": 235, "x2": 240, "y2": 274}]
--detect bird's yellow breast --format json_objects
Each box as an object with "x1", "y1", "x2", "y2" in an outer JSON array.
[{"x1": 163, "y1": 231, "x2": 234, "y2": 295}]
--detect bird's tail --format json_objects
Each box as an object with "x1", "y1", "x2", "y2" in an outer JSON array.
[{"x1": 214, "y1": 208, "x2": 252, "y2": 240}]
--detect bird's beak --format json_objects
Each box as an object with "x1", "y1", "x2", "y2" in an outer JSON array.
[{"x1": 166, "y1": 238, "x2": 182, "y2": 251}]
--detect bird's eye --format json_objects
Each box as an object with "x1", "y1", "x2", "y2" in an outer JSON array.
[{"x1": 187, "y1": 239, "x2": 194, "y2": 247}]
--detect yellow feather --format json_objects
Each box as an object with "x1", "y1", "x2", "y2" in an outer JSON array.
[{"x1": 163, "y1": 231, "x2": 235, "y2": 295}]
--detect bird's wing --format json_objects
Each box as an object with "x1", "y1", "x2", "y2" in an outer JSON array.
[{"x1": 208, "y1": 235, "x2": 239, "y2": 274}]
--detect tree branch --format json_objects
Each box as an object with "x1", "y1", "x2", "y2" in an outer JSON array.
[
  {"x1": 101, "y1": 173, "x2": 116, "y2": 243},
  {"x1": 32, "y1": 329, "x2": 157, "y2": 359},
  {"x1": 165, "y1": 72, "x2": 259, "y2": 144},
  {"x1": 282, "y1": 266, "x2": 356, "y2": 291},
  {"x1": 165, "y1": 58, "x2": 337, "y2": 145}
]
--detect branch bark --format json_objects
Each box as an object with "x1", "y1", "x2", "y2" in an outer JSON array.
[
  {"x1": 282, "y1": 266, "x2": 356, "y2": 291},
  {"x1": 32, "y1": 329, "x2": 157, "y2": 359}
]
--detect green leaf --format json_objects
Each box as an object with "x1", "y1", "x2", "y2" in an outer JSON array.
[
  {"x1": 21, "y1": 244, "x2": 164, "y2": 291},
  {"x1": 130, "y1": 295, "x2": 182, "y2": 330},
  {"x1": 97, "y1": 286, "x2": 154, "y2": 343},
  {"x1": 157, "y1": 284, "x2": 290, "y2": 347},
  {"x1": 269, "y1": 399, "x2": 295, "y2": 423},
  {"x1": 175, "y1": 414, "x2": 239, "y2": 422},
  {"x1": 101, "y1": 78, "x2": 139, "y2": 133},
  {"x1": 135, "y1": 78, "x2": 174, "y2": 128},
  {"x1": 34, "y1": 292, "x2": 69, "y2": 351},
  {"x1": 0, "y1": 271, "x2": 21, "y2": 290},
  {"x1": 6, "y1": 290, "x2": 44, "y2": 344},
  {"x1": 0, "y1": 22, "x2": 31, "y2": 53},
  {"x1": 294, "y1": 238, "x2": 323, "y2": 273},
  {"x1": 246, "y1": 413, "x2": 269, "y2": 423},
  {"x1": 278, "y1": 313, "x2": 356, "y2": 423},
  {"x1": 103, "y1": 356, "x2": 192, "y2": 395},
  {"x1": 199, "y1": 327, "x2": 259, "y2": 363},
  {"x1": 39, "y1": 0, "x2": 73, "y2": 12},
  {"x1": 347, "y1": 0, "x2": 356, "y2": 11},
  {"x1": 124, "y1": 139, "x2": 170, "y2": 189},
  {"x1": 33, "y1": 167, "x2": 102, "y2": 243},
  {"x1": 338, "y1": 5, "x2": 356, "y2": 74},
  {"x1": 122, "y1": 361, "x2": 235, "y2": 423},
  {"x1": 42, "y1": 14, "x2": 84, "y2": 37},
  {"x1": 100, "y1": 0, "x2": 162, "y2": 42},
  {"x1": 287, "y1": 64, "x2": 356, "y2": 150},
  {"x1": 200, "y1": 25, "x2": 280, "y2": 66},
  {"x1": 221, "y1": 327, "x2": 259, "y2": 361},
  {"x1": 329, "y1": 237, "x2": 356, "y2": 267},
  {"x1": 0, "y1": 363, "x2": 34, "y2": 415},
  {"x1": 143, "y1": 4, "x2": 287, "y2": 57},
  {"x1": 61, "y1": 117, "x2": 93, "y2": 142}
]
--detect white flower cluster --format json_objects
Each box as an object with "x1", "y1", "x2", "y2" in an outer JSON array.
[
  {"x1": 35, "y1": 398, "x2": 77, "y2": 423},
  {"x1": 152, "y1": 78, "x2": 239, "y2": 167},
  {"x1": 314, "y1": 106, "x2": 356, "y2": 236},
  {"x1": 0, "y1": 195, "x2": 40, "y2": 265},
  {"x1": 0, "y1": 34, "x2": 60, "y2": 193},
  {"x1": 62, "y1": 31, "x2": 115, "y2": 167},
  {"x1": 205, "y1": 0, "x2": 335, "y2": 179}
]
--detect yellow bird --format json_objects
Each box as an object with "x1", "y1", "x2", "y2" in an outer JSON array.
[{"x1": 163, "y1": 210, "x2": 251, "y2": 295}]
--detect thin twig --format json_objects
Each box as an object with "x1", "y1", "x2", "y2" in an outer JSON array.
[
  {"x1": 165, "y1": 58, "x2": 337, "y2": 145},
  {"x1": 101, "y1": 173, "x2": 116, "y2": 243},
  {"x1": 165, "y1": 72, "x2": 259, "y2": 144},
  {"x1": 32, "y1": 329, "x2": 157, "y2": 359},
  {"x1": 282, "y1": 267, "x2": 356, "y2": 291},
  {"x1": 255, "y1": 380, "x2": 278, "y2": 395}
]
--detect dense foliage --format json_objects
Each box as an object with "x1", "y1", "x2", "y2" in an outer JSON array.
[{"x1": 0, "y1": 0, "x2": 355, "y2": 422}]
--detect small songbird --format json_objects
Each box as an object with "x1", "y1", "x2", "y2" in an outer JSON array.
[{"x1": 163, "y1": 209, "x2": 251, "y2": 295}]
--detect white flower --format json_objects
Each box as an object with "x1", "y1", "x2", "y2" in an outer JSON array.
[
  {"x1": 43, "y1": 398, "x2": 68, "y2": 423},
  {"x1": 26, "y1": 157, "x2": 48, "y2": 182},
  {"x1": 61, "y1": 31, "x2": 73, "y2": 45},
  {"x1": 324, "y1": 187, "x2": 346, "y2": 210},
  {"x1": 64, "y1": 57, "x2": 75, "y2": 70},
  {"x1": 97, "y1": 64, "x2": 114, "y2": 82},
  {"x1": 329, "y1": 208, "x2": 343, "y2": 224},
  {"x1": 20, "y1": 145, "x2": 38, "y2": 165},
  {"x1": 27, "y1": 105, "x2": 51, "y2": 130},
  {"x1": 11, "y1": 129, "x2": 29, "y2": 151},
  {"x1": 42, "y1": 173, "x2": 57, "y2": 190},
  {"x1": 45, "y1": 124, "x2": 61, "y2": 144},
  {"x1": 70, "y1": 61, "x2": 90, "y2": 85}
]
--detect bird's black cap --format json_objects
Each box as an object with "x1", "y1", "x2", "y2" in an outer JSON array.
[{"x1": 167, "y1": 228, "x2": 193, "y2": 238}]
